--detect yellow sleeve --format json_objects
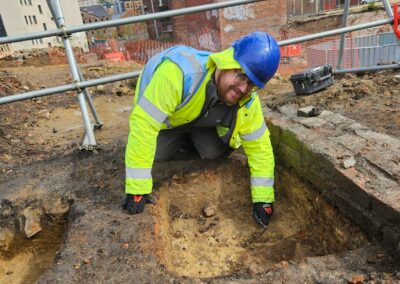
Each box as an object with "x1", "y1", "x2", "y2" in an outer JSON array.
[
  {"x1": 239, "y1": 96, "x2": 275, "y2": 203},
  {"x1": 125, "y1": 60, "x2": 183, "y2": 194}
]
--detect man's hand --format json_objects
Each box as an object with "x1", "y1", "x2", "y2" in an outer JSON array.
[
  {"x1": 253, "y1": 202, "x2": 274, "y2": 227},
  {"x1": 123, "y1": 194, "x2": 147, "y2": 214}
]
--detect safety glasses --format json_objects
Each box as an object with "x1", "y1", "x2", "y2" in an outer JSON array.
[{"x1": 233, "y1": 69, "x2": 258, "y2": 93}]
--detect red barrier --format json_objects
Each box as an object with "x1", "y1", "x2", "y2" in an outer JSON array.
[
  {"x1": 394, "y1": 3, "x2": 400, "y2": 39},
  {"x1": 104, "y1": 52, "x2": 125, "y2": 62},
  {"x1": 280, "y1": 44, "x2": 301, "y2": 58}
]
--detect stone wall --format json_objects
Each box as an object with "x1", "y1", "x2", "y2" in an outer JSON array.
[{"x1": 265, "y1": 105, "x2": 400, "y2": 254}]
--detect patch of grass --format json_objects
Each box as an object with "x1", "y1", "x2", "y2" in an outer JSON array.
[{"x1": 367, "y1": 2, "x2": 378, "y2": 11}]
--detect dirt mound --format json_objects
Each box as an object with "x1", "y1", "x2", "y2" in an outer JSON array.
[{"x1": 262, "y1": 69, "x2": 400, "y2": 138}]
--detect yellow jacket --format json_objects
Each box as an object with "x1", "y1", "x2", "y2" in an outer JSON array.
[{"x1": 125, "y1": 47, "x2": 275, "y2": 203}]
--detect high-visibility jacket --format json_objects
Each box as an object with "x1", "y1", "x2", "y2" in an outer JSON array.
[{"x1": 125, "y1": 46, "x2": 275, "y2": 203}]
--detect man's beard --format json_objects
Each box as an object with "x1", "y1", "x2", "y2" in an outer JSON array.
[{"x1": 216, "y1": 74, "x2": 242, "y2": 106}]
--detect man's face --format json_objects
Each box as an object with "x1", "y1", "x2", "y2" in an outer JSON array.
[{"x1": 215, "y1": 69, "x2": 256, "y2": 105}]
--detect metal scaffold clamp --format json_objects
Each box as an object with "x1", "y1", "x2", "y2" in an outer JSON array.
[
  {"x1": 60, "y1": 25, "x2": 71, "y2": 39},
  {"x1": 394, "y1": 3, "x2": 400, "y2": 39},
  {"x1": 74, "y1": 80, "x2": 83, "y2": 93}
]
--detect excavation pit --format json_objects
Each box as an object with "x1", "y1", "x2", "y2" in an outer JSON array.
[
  {"x1": 0, "y1": 211, "x2": 68, "y2": 284},
  {"x1": 154, "y1": 159, "x2": 369, "y2": 278}
]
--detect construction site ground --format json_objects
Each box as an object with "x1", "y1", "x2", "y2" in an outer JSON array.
[{"x1": 1, "y1": 9, "x2": 400, "y2": 284}]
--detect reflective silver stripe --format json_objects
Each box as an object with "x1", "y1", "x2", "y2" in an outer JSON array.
[
  {"x1": 240, "y1": 122, "x2": 267, "y2": 141},
  {"x1": 175, "y1": 51, "x2": 205, "y2": 110},
  {"x1": 178, "y1": 72, "x2": 204, "y2": 109},
  {"x1": 251, "y1": 177, "x2": 274, "y2": 187},
  {"x1": 138, "y1": 96, "x2": 168, "y2": 124},
  {"x1": 126, "y1": 168, "x2": 152, "y2": 179},
  {"x1": 164, "y1": 118, "x2": 173, "y2": 128}
]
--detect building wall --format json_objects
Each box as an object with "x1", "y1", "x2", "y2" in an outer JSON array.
[
  {"x1": 81, "y1": 11, "x2": 114, "y2": 45},
  {"x1": 170, "y1": 0, "x2": 219, "y2": 45},
  {"x1": 219, "y1": 1, "x2": 286, "y2": 48},
  {"x1": 78, "y1": 0, "x2": 99, "y2": 7},
  {"x1": 0, "y1": 0, "x2": 88, "y2": 52},
  {"x1": 170, "y1": 0, "x2": 286, "y2": 51}
]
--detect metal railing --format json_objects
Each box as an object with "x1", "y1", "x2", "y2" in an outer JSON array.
[{"x1": 0, "y1": 0, "x2": 398, "y2": 149}]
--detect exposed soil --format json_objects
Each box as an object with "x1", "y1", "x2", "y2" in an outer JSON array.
[
  {"x1": 1, "y1": 13, "x2": 400, "y2": 282},
  {"x1": 0, "y1": 215, "x2": 67, "y2": 284},
  {"x1": 263, "y1": 69, "x2": 400, "y2": 138},
  {"x1": 0, "y1": 62, "x2": 139, "y2": 166},
  {"x1": 155, "y1": 164, "x2": 368, "y2": 278},
  {"x1": 1, "y1": 148, "x2": 399, "y2": 283}
]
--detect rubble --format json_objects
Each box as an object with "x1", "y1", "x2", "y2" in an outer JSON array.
[
  {"x1": 297, "y1": 106, "x2": 322, "y2": 117},
  {"x1": 20, "y1": 207, "x2": 42, "y2": 238},
  {"x1": 202, "y1": 203, "x2": 216, "y2": 218},
  {"x1": 341, "y1": 156, "x2": 356, "y2": 169}
]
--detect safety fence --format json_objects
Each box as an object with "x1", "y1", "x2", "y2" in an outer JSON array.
[
  {"x1": 306, "y1": 31, "x2": 400, "y2": 68},
  {"x1": 0, "y1": 0, "x2": 397, "y2": 149},
  {"x1": 287, "y1": 0, "x2": 386, "y2": 16}
]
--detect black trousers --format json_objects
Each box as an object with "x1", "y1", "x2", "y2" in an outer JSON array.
[{"x1": 154, "y1": 127, "x2": 232, "y2": 161}]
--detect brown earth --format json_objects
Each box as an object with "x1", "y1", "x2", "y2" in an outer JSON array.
[
  {"x1": 262, "y1": 69, "x2": 400, "y2": 139},
  {"x1": 1, "y1": 11, "x2": 400, "y2": 281},
  {"x1": 1, "y1": 59, "x2": 399, "y2": 284}
]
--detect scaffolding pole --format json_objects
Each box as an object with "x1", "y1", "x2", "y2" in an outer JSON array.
[
  {"x1": 333, "y1": 63, "x2": 400, "y2": 74},
  {"x1": 48, "y1": 0, "x2": 96, "y2": 149},
  {"x1": 0, "y1": 0, "x2": 398, "y2": 151},
  {"x1": 382, "y1": 0, "x2": 394, "y2": 18},
  {"x1": 278, "y1": 18, "x2": 393, "y2": 46},
  {"x1": 336, "y1": 0, "x2": 350, "y2": 69},
  {"x1": 0, "y1": 18, "x2": 395, "y2": 106},
  {"x1": 0, "y1": 0, "x2": 262, "y2": 45},
  {"x1": 48, "y1": 0, "x2": 104, "y2": 129},
  {"x1": 0, "y1": 71, "x2": 140, "y2": 105}
]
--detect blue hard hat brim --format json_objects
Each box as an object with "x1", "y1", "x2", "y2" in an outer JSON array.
[
  {"x1": 239, "y1": 62, "x2": 265, "y2": 89},
  {"x1": 232, "y1": 31, "x2": 281, "y2": 89}
]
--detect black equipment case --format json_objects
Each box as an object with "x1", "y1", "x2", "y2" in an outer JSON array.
[{"x1": 290, "y1": 64, "x2": 334, "y2": 95}]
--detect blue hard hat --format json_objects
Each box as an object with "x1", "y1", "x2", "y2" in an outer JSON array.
[{"x1": 232, "y1": 31, "x2": 281, "y2": 88}]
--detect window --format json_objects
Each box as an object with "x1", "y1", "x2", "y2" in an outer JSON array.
[
  {"x1": 28, "y1": 16, "x2": 32, "y2": 24},
  {"x1": 33, "y1": 15, "x2": 37, "y2": 24},
  {"x1": 32, "y1": 40, "x2": 35, "y2": 45},
  {"x1": 43, "y1": 23, "x2": 47, "y2": 30},
  {"x1": 28, "y1": 0, "x2": 32, "y2": 5},
  {"x1": 24, "y1": 16, "x2": 28, "y2": 25},
  {"x1": 38, "y1": 5, "x2": 42, "y2": 14},
  {"x1": 48, "y1": 42, "x2": 52, "y2": 47},
  {"x1": 39, "y1": 38, "x2": 43, "y2": 44},
  {"x1": 20, "y1": 0, "x2": 23, "y2": 5},
  {"x1": 24, "y1": 0, "x2": 27, "y2": 5}
]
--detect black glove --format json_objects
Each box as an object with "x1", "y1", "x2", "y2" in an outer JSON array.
[
  {"x1": 253, "y1": 203, "x2": 274, "y2": 227},
  {"x1": 123, "y1": 194, "x2": 147, "y2": 214}
]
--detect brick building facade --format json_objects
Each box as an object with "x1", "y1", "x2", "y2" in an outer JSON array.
[
  {"x1": 80, "y1": 5, "x2": 115, "y2": 44},
  {"x1": 218, "y1": 1, "x2": 286, "y2": 48},
  {"x1": 170, "y1": 0, "x2": 286, "y2": 51}
]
